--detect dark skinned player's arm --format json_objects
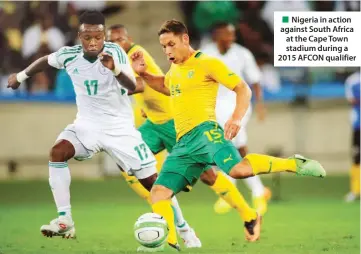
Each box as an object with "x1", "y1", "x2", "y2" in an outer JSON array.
[
  {"x1": 138, "y1": 72, "x2": 170, "y2": 96},
  {"x1": 128, "y1": 77, "x2": 145, "y2": 95},
  {"x1": 24, "y1": 56, "x2": 52, "y2": 76},
  {"x1": 10, "y1": 56, "x2": 52, "y2": 87},
  {"x1": 114, "y1": 71, "x2": 136, "y2": 92}
]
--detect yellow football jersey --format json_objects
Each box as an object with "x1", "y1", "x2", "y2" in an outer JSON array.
[
  {"x1": 165, "y1": 51, "x2": 242, "y2": 140},
  {"x1": 127, "y1": 44, "x2": 173, "y2": 124}
]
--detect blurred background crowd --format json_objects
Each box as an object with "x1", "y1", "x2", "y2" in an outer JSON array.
[{"x1": 0, "y1": 0, "x2": 359, "y2": 99}]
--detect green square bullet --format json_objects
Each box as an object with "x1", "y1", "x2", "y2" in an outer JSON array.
[{"x1": 282, "y1": 16, "x2": 289, "y2": 23}]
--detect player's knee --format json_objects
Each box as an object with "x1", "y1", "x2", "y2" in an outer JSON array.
[
  {"x1": 150, "y1": 185, "x2": 173, "y2": 204},
  {"x1": 229, "y1": 160, "x2": 254, "y2": 179},
  {"x1": 238, "y1": 147, "x2": 248, "y2": 157},
  {"x1": 139, "y1": 173, "x2": 157, "y2": 191},
  {"x1": 49, "y1": 140, "x2": 75, "y2": 162},
  {"x1": 200, "y1": 168, "x2": 217, "y2": 186}
]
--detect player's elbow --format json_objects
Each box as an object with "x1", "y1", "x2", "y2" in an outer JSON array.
[{"x1": 234, "y1": 83, "x2": 252, "y2": 101}]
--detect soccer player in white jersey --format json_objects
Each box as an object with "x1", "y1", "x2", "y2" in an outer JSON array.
[
  {"x1": 6, "y1": 11, "x2": 196, "y2": 243},
  {"x1": 201, "y1": 22, "x2": 271, "y2": 215}
]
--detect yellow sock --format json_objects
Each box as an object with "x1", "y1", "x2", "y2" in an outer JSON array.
[
  {"x1": 120, "y1": 172, "x2": 151, "y2": 204},
  {"x1": 152, "y1": 200, "x2": 178, "y2": 245},
  {"x1": 350, "y1": 164, "x2": 360, "y2": 195},
  {"x1": 210, "y1": 172, "x2": 257, "y2": 222},
  {"x1": 245, "y1": 154, "x2": 297, "y2": 175}
]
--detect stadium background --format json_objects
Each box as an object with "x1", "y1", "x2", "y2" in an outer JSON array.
[{"x1": 0, "y1": 1, "x2": 360, "y2": 254}]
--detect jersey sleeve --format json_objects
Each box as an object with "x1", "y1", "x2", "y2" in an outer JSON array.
[
  {"x1": 206, "y1": 57, "x2": 242, "y2": 90},
  {"x1": 106, "y1": 43, "x2": 136, "y2": 84},
  {"x1": 48, "y1": 46, "x2": 81, "y2": 69},
  {"x1": 240, "y1": 48, "x2": 261, "y2": 85}
]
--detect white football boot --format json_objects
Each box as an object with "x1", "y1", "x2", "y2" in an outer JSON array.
[
  {"x1": 177, "y1": 223, "x2": 202, "y2": 248},
  {"x1": 40, "y1": 215, "x2": 76, "y2": 239}
]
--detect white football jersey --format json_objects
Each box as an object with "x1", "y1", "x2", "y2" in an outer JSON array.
[
  {"x1": 201, "y1": 43, "x2": 261, "y2": 106},
  {"x1": 48, "y1": 42, "x2": 136, "y2": 130}
]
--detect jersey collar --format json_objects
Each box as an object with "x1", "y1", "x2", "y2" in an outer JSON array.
[
  {"x1": 179, "y1": 50, "x2": 201, "y2": 66},
  {"x1": 127, "y1": 43, "x2": 137, "y2": 54},
  {"x1": 82, "y1": 45, "x2": 105, "y2": 63}
]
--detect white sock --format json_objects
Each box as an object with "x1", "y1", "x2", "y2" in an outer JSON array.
[
  {"x1": 243, "y1": 176, "x2": 265, "y2": 197},
  {"x1": 171, "y1": 196, "x2": 188, "y2": 229},
  {"x1": 221, "y1": 170, "x2": 237, "y2": 185},
  {"x1": 49, "y1": 162, "x2": 72, "y2": 217}
]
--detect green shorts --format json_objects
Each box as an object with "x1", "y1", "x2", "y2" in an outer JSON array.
[
  {"x1": 138, "y1": 119, "x2": 176, "y2": 154},
  {"x1": 155, "y1": 121, "x2": 243, "y2": 194}
]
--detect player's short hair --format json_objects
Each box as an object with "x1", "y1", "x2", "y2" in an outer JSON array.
[
  {"x1": 79, "y1": 10, "x2": 105, "y2": 25},
  {"x1": 211, "y1": 22, "x2": 233, "y2": 34},
  {"x1": 108, "y1": 24, "x2": 126, "y2": 30},
  {"x1": 158, "y1": 19, "x2": 188, "y2": 36}
]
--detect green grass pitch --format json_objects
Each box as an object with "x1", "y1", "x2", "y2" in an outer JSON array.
[{"x1": 0, "y1": 175, "x2": 359, "y2": 254}]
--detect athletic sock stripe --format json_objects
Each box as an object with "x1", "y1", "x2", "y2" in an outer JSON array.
[
  {"x1": 177, "y1": 222, "x2": 186, "y2": 228},
  {"x1": 50, "y1": 165, "x2": 68, "y2": 168},
  {"x1": 49, "y1": 162, "x2": 68, "y2": 168},
  {"x1": 49, "y1": 165, "x2": 68, "y2": 169}
]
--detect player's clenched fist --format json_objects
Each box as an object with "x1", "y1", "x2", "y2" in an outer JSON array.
[
  {"x1": 98, "y1": 52, "x2": 115, "y2": 71},
  {"x1": 130, "y1": 51, "x2": 147, "y2": 75},
  {"x1": 7, "y1": 73, "x2": 21, "y2": 90},
  {"x1": 224, "y1": 118, "x2": 241, "y2": 140}
]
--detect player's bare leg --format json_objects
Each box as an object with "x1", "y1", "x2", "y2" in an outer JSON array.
[
  {"x1": 213, "y1": 147, "x2": 271, "y2": 215},
  {"x1": 41, "y1": 140, "x2": 76, "y2": 239}
]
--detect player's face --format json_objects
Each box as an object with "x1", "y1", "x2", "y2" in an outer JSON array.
[
  {"x1": 107, "y1": 28, "x2": 131, "y2": 51},
  {"x1": 159, "y1": 32, "x2": 189, "y2": 64},
  {"x1": 79, "y1": 24, "x2": 105, "y2": 57},
  {"x1": 215, "y1": 25, "x2": 236, "y2": 51}
]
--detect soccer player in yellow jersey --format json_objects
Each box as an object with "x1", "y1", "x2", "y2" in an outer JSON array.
[
  {"x1": 130, "y1": 20, "x2": 326, "y2": 252},
  {"x1": 107, "y1": 24, "x2": 272, "y2": 248},
  {"x1": 107, "y1": 24, "x2": 201, "y2": 248}
]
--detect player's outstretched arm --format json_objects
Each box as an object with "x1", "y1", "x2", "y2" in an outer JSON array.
[
  {"x1": 7, "y1": 55, "x2": 50, "y2": 90},
  {"x1": 130, "y1": 51, "x2": 170, "y2": 96},
  {"x1": 138, "y1": 72, "x2": 170, "y2": 96}
]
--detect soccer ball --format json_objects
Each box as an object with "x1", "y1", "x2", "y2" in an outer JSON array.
[{"x1": 134, "y1": 213, "x2": 169, "y2": 248}]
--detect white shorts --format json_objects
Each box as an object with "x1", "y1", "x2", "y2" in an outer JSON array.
[
  {"x1": 216, "y1": 104, "x2": 252, "y2": 148},
  {"x1": 55, "y1": 124, "x2": 157, "y2": 179}
]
